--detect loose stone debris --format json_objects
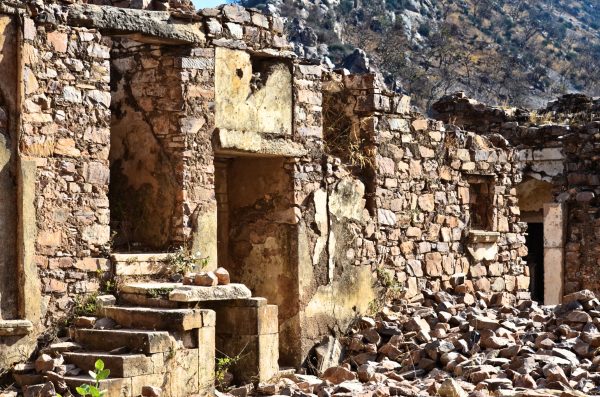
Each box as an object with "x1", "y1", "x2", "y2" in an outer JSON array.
[{"x1": 211, "y1": 289, "x2": 600, "y2": 397}]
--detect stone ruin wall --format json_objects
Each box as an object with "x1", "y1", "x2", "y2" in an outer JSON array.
[
  {"x1": 0, "y1": 0, "x2": 536, "y2": 373},
  {"x1": 20, "y1": 21, "x2": 112, "y2": 323},
  {"x1": 433, "y1": 94, "x2": 600, "y2": 298},
  {"x1": 291, "y1": 73, "x2": 531, "y2": 362}
]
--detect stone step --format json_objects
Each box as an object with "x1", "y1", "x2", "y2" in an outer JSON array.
[
  {"x1": 103, "y1": 306, "x2": 214, "y2": 331},
  {"x1": 63, "y1": 352, "x2": 154, "y2": 378},
  {"x1": 70, "y1": 328, "x2": 174, "y2": 354},
  {"x1": 63, "y1": 375, "x2": 130, "y2": 397}
]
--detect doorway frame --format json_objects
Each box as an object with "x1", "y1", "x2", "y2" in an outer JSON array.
[{"x1": 542, "y1": 202, "x2": 566, "y2": 305}]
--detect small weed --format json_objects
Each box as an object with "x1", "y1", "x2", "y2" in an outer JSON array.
[
  {"x1": 375, "y1": 267, "x2": 404, "y2": 303},
  {"x1": 58, "y1": 359, "x2": 110, "y2": 397},
  {"x1": 167, "y1": 246, "x2": 210, "y2": 276},
  {"x1": 147, "y1": 287, "x2": 174, "y2": 299},
  {"x1": 215, "y1": 346, "x2": 248, "y2": 391},
  {"x1": 74, "y1": 293, "x2": 99, "y2": 317}
]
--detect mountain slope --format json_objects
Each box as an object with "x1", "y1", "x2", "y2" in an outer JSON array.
[{"x1": 242, "y1": 0, "x2": 600, "y2": 110}]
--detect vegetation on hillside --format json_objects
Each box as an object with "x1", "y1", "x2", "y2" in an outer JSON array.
[{"x1": 242, "y1": 0, "x2": 600, "y2": 110}]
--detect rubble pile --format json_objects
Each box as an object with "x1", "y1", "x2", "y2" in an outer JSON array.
[{"x1": 238, "y1": 290, "x2": 600, "y2": 397}]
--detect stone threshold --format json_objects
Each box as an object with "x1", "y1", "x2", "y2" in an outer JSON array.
[{"x1": 0, "y1": 319, "x2": 33, "y2": 336}]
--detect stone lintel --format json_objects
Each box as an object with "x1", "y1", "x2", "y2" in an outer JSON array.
[
  {"x1": 0, "y1": 319, "x2": 33, "y2": 336},
  {"x1": 214, "y1": 129, "x2": 307, "y2": 158},
  {"x1": 66, "y1": 4, "x2": 205, "y2": 45}
]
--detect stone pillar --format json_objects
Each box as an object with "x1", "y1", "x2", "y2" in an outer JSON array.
[
  {"x1": 543, "y1": 203, "x2": 565, "y2": 305},
  {"x1": 209, "y1": 298, "x2": 279, "y2": 383}
]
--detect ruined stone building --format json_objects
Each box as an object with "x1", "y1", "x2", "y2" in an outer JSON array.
[{"x1": 0, "y1": 0, "x2": 597, "y2": 396}]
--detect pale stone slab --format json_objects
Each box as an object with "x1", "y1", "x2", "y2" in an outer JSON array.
[
  {"x1": 532, "y1": 148, "x2": 563, "y2": 161},
  {"x1": 113, "y1": 253, "x2": 171, "y2": 276},
  {"x1": 64, "y1": 352, "x2": 153, "y2": 378},
  {"x1": 0, "y1": 320, "x2": 33, "y2": 336},
  {"x1": 120, "y1": 282, "x2": 180, "y2": 294},
  {"x1": 169, "y1": 283, "x2": 252, "y2": 302},
  {"x1": 544, "y1": 247, "x2": 564, "y2": 305},
  {"x1": 214, "y1": 129, "x2": 307, "y2": 157},
  {"x1": 544, "y1": 203, "x2": 565, "y2": 248},
  {"x1": 70, "y1": 328, "x2": 173, "y2": 354},
  {"x1": 103, "y1": 306, "x2": 208, "y2": 331}
]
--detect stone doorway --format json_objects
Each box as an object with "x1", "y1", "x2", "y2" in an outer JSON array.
[
  {"x1": 525, "y1": 223, "x2": 544, "y2": 302},
  {"x1": 108, "y1": 39, "x2": 181, "y2": 252},
  {"x1": 215, "y1": 155, "x2": 299, "y2": 367},
  {"x1": 516, "y1": 178, "x2": 565, "y2": 304}
]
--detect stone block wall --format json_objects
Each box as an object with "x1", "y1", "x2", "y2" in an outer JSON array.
[
  {"x1": 320, "y1": 73, "x2": 530, "y2": 301},
  {"x1": 20, "y1": 21, "x2": 112, "y2": 325},
  {"x1": 433, "y1": 93, "x2": 600, "y2": 299},
  {"x1": 373, "y1": 115, "x2": 527, "y2": 299}
]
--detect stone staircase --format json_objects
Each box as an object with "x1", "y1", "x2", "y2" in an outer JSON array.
[
  {"x1": 30, "y1": 281, "x2": 281, "y2": 397},
  {"x1": 62, "y1": 303, "x2": 216, "y2": 397}
]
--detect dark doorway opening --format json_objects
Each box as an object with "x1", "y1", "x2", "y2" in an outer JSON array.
[{"x1": 526, "y1": 223, "x2": 544, "y2": 302}]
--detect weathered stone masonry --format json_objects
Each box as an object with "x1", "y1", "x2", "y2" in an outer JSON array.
[
  {"x1": 433, "y1": 93, "x2": 600, "y2": 305},
  {"x1": 0, "y1": 1, "x2": 550, "y2": 394}
]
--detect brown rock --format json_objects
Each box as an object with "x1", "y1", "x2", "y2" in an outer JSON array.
[
  {"x1": 142, "y1": 386, "x2": 162, "y2": 397},
  {"x1": 214, "y1": 267, "x2": 231, "y2": 285},
  {"x1": 563, "y1": 290, "x2": 596, "y2": 304},
  {"x1": 513, "y1": 373, "x2": 536, "y2": 388},
  {"x1": 34, "y1": 355, "x2": 54, "y2": 373},
  {"x1": 566, "y1": 310, "x2": 592, "y2": 323},
  {"x1": 357, "y1": 364, "x2": 375, "y2": 382},
  {"x1": 322, "y1": 366, "x2": 356, "y2": 384},
  {"x1": 73, "y1": 316, "x2": 96, "y2": 328},
  {"x1": 194, "y1": 272, "x2": 218, "y2": 287},
  {"x1": 543, "y1": 363, "x2": 569, "y2": 385}
]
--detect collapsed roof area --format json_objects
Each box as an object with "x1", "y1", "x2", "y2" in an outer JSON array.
[{"x1": 0, "y1": 1, "x2": 599, "y2": 396}]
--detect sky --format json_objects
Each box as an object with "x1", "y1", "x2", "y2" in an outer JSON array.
[{"x1": 193, "y1": 0, "x2": 228, "y2": 9}]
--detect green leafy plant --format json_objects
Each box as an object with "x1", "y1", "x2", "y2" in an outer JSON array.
[
  {"x1": 215, "y1": 347, "x2": 248, "y2": 391},
  {"x1": 74, "y1": 293, "x2": 99, "y2": 317},
  {"x1": 147, "y1": 287, "x2": 175, "y2": 299},
  {"x1": 75, "y1": 359, "x2": 110, "y2": 397},
  {"x1": 167, "y1": 246, "x2": 210, "y2": 275}
]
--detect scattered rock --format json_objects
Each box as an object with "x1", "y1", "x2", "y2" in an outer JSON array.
[
  {"x1": 194, "y1": 272, "x2": 218, "y2": 287},
  {"x1": 322, "y1": 366, "x2": 356, "y2": 384},
  {"x1": 214, "y1": 267, "x2": 231, "y2": 285}
]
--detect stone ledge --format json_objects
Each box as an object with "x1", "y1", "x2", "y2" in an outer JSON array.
[
  {"x1": 0, "y1": 320, "x2": 33, "y2": 336},
  {"x1": 214, "y1": 129, "x2": 308, "y2": 157},
  {"x1": 120, "y1": 282, "x2": 253, "y2": 303},
  {"x1": 170, "y1": 284, "x2": 252, "y2": 302},
  {"x1": 66, "y1": 4, "x2": 205, "y2": 45},
  {"x1": 468, "y1": 230, "x2": 500, "y2": 243}
]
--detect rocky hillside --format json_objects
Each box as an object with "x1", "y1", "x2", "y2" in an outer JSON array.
[{"x1": 240, "y1": 0, "x2": 600, "y2": 110}]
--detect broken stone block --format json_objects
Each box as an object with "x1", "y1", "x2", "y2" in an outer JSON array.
[
  {"x1": 438, "y1": 378, "x2": 468, "y2": 397},
  {"x1": 73, "y1": 316, "x2": 96, "y2": 328},
  {"x1": 23, "y1": 382, "x2": 55, "y2": 397},
  {"x1": 315, "y1": 336, "x2": 342, "y2": 374},
  {"x1": 194, "y1": 272, "x2": 218, "y2": 287},
  {"x1": 34, "y1": 354, "x2": 54, "y2": 373}
]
